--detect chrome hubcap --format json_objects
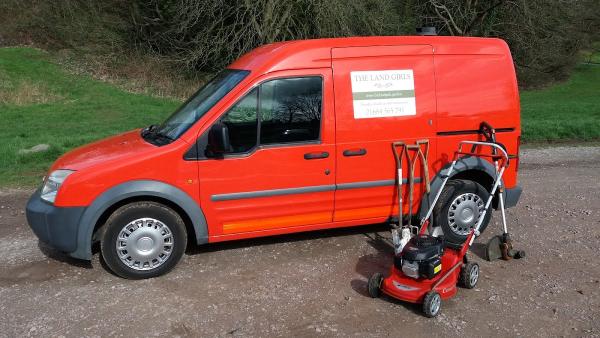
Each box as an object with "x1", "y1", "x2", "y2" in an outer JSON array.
[
  {"x1": 447, "y1": 193, "x2": 484, "y2": 236},
  {"x1": 116, "y1": 218, "x2": 174, "y2": 271},
  {"x1": 470, "y1": 265, "x2": 479, "y2": 286},
  {"x1": 430, "y1": 294, "x2": 441, "y2": 315}
]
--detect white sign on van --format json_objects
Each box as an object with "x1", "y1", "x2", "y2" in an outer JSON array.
[{"x1": 350, "y1": 70, "x2": 416, "y2": 119}]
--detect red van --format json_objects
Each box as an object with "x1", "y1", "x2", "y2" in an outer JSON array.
[{"x1": 26, "y1": 36, "x2": 522, "y2": 279}]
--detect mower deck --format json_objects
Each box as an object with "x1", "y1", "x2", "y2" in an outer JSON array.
[{"x1": 380, "y1": 247, "x2": 463, "y2": 303}]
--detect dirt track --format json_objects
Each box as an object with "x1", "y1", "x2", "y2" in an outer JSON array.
[{"x1": 1, "y1": 146, "x2": 599, "y2": 337}]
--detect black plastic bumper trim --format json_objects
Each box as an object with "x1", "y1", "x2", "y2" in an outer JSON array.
[{"x1": 25, "y1": 189, "x2": 86, "y2": 254}]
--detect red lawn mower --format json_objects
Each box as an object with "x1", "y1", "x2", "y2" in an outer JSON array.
[{"x1": 368, "y1": 140, "x2": 514, "y2": 317}]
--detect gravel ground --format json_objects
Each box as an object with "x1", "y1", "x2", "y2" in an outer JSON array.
[{"x1": 0, "y1": 146, "x2": 599, "y2": 337}]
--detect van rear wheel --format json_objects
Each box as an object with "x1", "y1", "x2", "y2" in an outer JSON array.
[
  {"x1": 434, "y1": 179, "x2": 491, "y2": 246},
  {"x1": 101, "y1": 201, "x2": 187, "y2": 279}
]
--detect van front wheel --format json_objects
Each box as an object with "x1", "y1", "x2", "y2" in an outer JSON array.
[
  {"x1": 101, "y1": 201, "x2": 187, "y2": 279},
  {"x1": 434, "y1": 179, "x2": 491, "y2": 246}
]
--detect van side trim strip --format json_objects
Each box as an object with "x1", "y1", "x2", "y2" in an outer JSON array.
[
  {"x1": 336, "y1": 178, "x2": 421, "y2": 190},
  {"x1": 437, "y1": 127, "x2": 514, "y2": 136},
  {"x1": 211, "y1": 178, "x2": 422, "y2": 201},
  {"x1": 211, "y1": 185, "x2": 336, "y2": 201},
  {"x1": 336, "y1": 179, "x2": 395, "y2": 190}
]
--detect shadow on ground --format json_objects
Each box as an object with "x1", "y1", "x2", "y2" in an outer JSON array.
[
  {"x1": 38, "y1": 241, "x2": 93, "y2": 269},
  {"x1": 186, "y1": 223, "x2": 390, "y2": 255}
]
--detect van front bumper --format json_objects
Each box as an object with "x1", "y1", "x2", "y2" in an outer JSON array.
[{"x1": 25, "y1": 189, "x2": 86, "y2": 256}]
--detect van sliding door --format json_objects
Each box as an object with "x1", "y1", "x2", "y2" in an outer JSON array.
[{"x1": 331, "y1": 45, "x2": 437, "y2": 222}]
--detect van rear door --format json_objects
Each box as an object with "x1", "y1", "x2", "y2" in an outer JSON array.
[{"x1": 331, "y1": 45, "x2": 437, "y2": 222}]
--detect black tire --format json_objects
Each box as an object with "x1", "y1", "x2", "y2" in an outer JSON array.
[
  {"x1": 367, "y1": 273, "x2": 383, "y2": 298},
  {"x1": 434, "y1": 179, "x2": 492, "y2": 246},
  {"x1": 459, "y1": 262, "x2": 480, "y2": 289},
  {"x1": 422, "y1": 291, "x2": 442, "y2": 318},
  {"x1": 101, "y1": 201, "x2": 187, "y2": 279}
]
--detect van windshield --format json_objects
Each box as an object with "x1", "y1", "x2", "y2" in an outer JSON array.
[{"x1": 145, "y1": 69, "x2": 249, "y2": 144}]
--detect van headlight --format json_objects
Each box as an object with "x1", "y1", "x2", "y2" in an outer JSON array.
[{"x1": 41, "y1": 169, "x2": 74, "y2": 203}]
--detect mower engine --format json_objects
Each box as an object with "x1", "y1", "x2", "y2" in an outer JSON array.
[{"x1": 394, "y1": 234, "x2": 444, "y2": 280}]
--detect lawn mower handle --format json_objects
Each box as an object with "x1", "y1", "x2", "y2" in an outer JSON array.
[
  {"x1": 419, "y1": 141, "x2": 509, "y2": 228},
  {"x1": 457, "y1": 141, "x2": 509, "y2": 167}
]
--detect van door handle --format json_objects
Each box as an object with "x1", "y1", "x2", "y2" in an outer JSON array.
[
  {"x1": 343, "y1": 148, "x2": 367, "y2": 157},
  {"x1": 304, "y1": 151, "x2": 329, "y2": 160}
]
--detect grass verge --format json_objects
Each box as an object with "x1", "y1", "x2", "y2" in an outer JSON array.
[
  {"x1": 0, "y1": 47, "x2": 179, "y2": 187},
  {"x1": 520, "y1": 63, "x2": 600, "y2": 142}
]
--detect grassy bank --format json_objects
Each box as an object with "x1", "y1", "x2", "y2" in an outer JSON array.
[
  {"x1": 520, "y1": 63, "x2": 600, "y2": 142},
  {"x1": 0, "y1": 47, "x2": 599, "y2": 187},
  {"x1": 0, "y1": 48, "x2": 178, "y2": 187}
]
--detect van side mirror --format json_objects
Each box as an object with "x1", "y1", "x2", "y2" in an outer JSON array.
[{"x1": 206, "y1": 123, "x2": 231, "y2": 156}]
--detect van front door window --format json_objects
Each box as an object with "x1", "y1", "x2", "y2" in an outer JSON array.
[
  {"x1": 210, "y1": 76, "x2": 323, "y2": 155},
  {"x1": 220, "y1": 88, "x2": 258, "y2": 153},
  {"x1": 259, "y1": 77, "x2": 322, "y2": 144}
]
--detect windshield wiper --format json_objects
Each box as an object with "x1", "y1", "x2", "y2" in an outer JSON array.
[
  {"x1": 153, "y1": 130, "x2": 174, "y2": 143},
  {"x1": 141, "y1": 124, "x2": 174, "y2": 146},
  {"x1": 141, "y1": 124, "x2": 159, "y2": 138}
]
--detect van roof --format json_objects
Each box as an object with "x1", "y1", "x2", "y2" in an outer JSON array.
[{"x1": 229, "y1": 36, "x2": 511, "y2": 73}]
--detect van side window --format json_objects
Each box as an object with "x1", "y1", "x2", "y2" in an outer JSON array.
[
  {"x1": 220, "y1": 88, "x2": 258, "y2": 153},
  {"x1": 259, "y1": 77, "x2": 322, "y2": 144}
]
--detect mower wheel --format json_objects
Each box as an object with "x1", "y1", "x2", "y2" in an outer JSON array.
[
  {"x1": 459, "y1": 262, "x2": 480, "y2": 289},
  {"x1": 423, "y1": 291, "x2": 442, "y2": 318},
  {"x1": 367, "y1": 273, "x2": 383, "y2": 298}
]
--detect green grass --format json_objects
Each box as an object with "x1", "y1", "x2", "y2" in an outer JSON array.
[
  {"x1": 0, "y1": 48, "x2": 179, "y2": 187},
  {"x1": 0, "y1": 47, "x2": 599, "y2": 187},
  {"x1": 520, "y1": 63, "x2": 600, "y2": 142}
]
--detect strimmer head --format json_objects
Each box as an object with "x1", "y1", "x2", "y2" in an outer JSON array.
[{"x1": 485, "y1": 235, "x2": 504, "y2": 261}]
